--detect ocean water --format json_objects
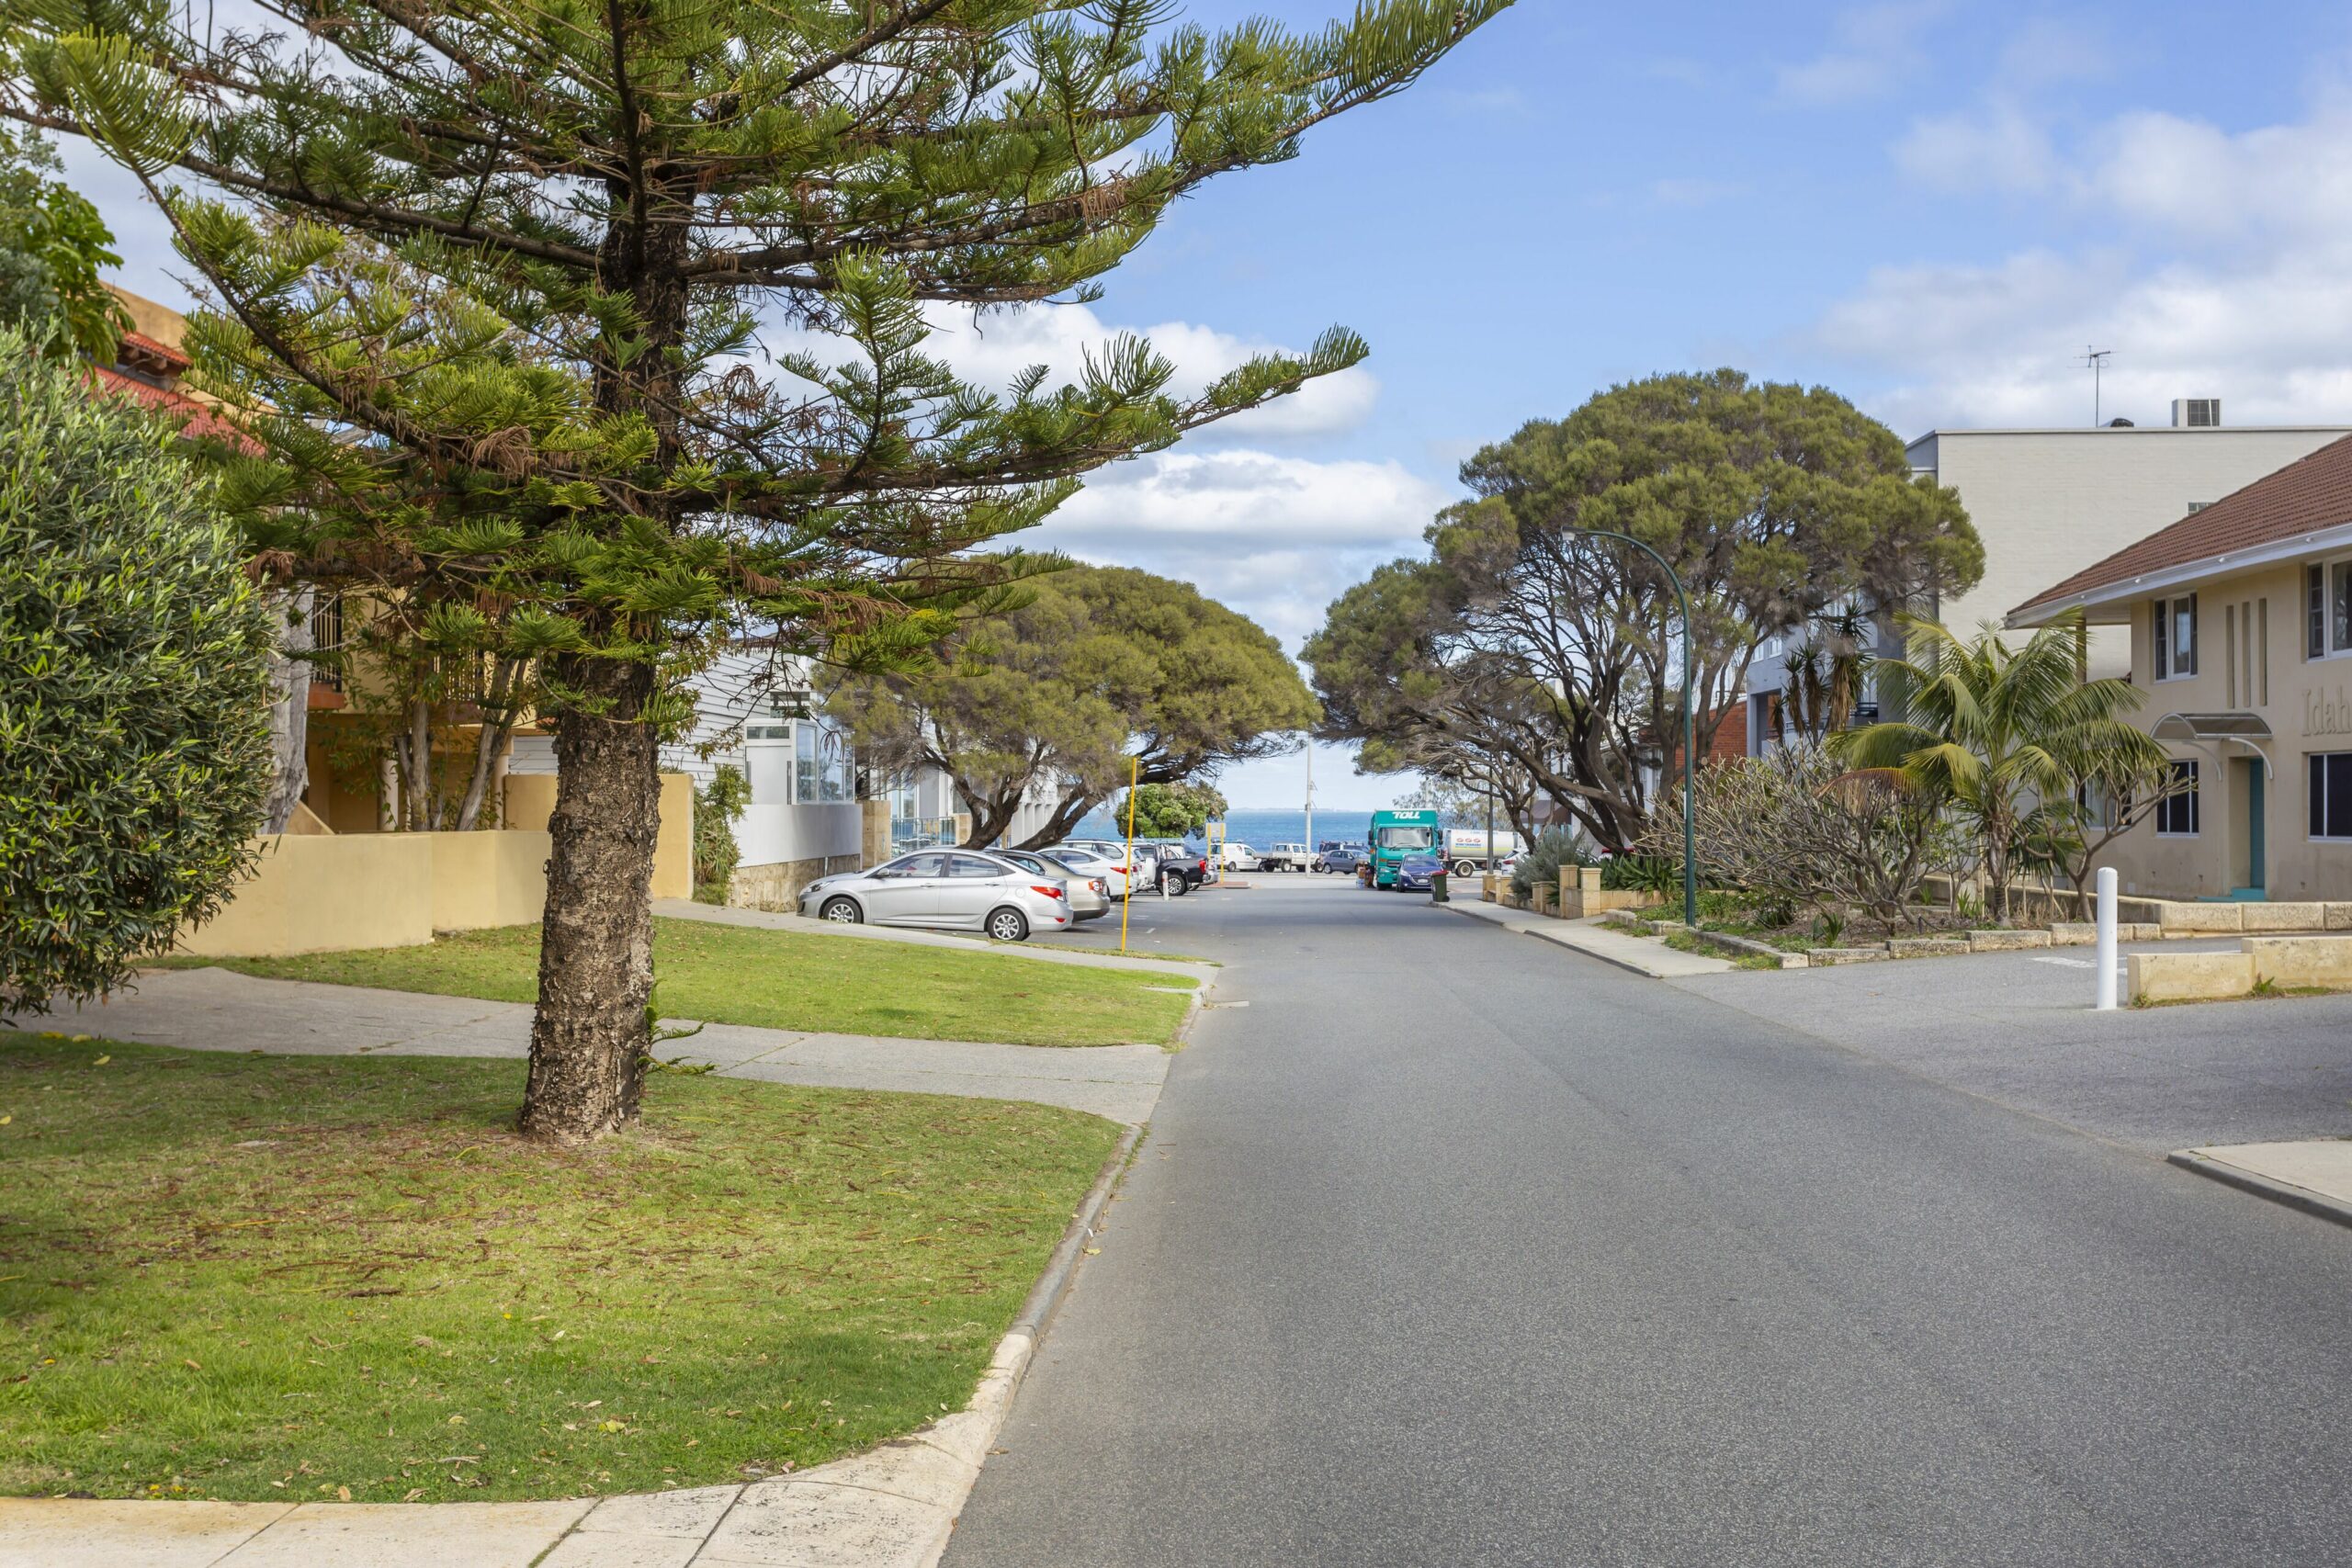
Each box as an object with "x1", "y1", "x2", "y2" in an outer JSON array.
[{"x1": 1066, "y1": 807, "x2": 1481, "y2": 850}]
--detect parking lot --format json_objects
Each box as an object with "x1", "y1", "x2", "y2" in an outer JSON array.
[{"x1": 1675, "y1": 939, "x2": 2352, "y2": 1153}]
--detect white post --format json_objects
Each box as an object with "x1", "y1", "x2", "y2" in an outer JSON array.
[{"x1": 2095, "y1": 866, "x2": 2120, "y2": 1011}]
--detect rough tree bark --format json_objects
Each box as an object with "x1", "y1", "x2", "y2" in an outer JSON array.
[
  {"x1": 520, "y1": 654, "x2": 661, "y2": 1141},
  {"x1": 516, "y1": 157, "x2": 687, "y2": 1141}
]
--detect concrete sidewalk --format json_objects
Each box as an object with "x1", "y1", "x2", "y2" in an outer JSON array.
[
  {"x1": 1445, "y1": 897, "x2": 1736, "y2": 977},
  {"x1": 2171, "y1": 1139, "x2": 2352, "y2": 1227},
  {"x1": 656, "y1": 899, "x2": 1213, "y2": 978},
  {"x1": 65, "y1": 968, "x2": 1171, "y2": 1124}
]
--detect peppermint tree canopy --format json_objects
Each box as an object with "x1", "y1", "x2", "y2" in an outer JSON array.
[{"x1": 2, "y1": 0, "x2": 1507, "y2": 1139}]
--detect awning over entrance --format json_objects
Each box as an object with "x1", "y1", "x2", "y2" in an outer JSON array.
[{"x1": 2151, "y1": 712, "x2": 2275, "y2": 743}]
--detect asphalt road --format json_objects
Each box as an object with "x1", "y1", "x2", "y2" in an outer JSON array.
[{"x1": 944, "y1": 878, "x2": 2352, "y2": 1567}]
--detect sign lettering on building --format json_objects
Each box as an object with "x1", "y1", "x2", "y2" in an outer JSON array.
[{"x1": 2306, "y1": 686, "x2": 2352, "y2": 737}]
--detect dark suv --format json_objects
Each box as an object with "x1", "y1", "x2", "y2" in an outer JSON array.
[{"x1": 1146, "y1": 842, "x2": 1212, "y2": 896}]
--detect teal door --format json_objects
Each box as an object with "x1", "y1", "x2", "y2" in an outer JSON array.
[{"x1": 2245, "y1": 761, "x2": 2267, "y2": 894}]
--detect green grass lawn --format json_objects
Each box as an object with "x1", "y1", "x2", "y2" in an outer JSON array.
[
  {"x1": 0, "y1": 1034, "x2": 1121, "y2": 1504},
  {"x1": 160, "y1": 917, "x2": 1193, "y2": 1047}
]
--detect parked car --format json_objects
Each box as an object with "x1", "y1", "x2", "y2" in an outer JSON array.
[
  {"x1": 1049, "y1": 846, "x2": 1133, "y2": 900},
  {"x1": 993, "y1": 849, "x2": 1111, "y2": 921},
  {"x1": 1218, "y1": 841, "x2": 1264, "y2": 873},
  {"x1": 1260, "y1": 842, "x2": 1319, "y2": 873},
  {"x1": 1318, "y1": 842, "x2": 1368, "y2": 875},
  {"x1": 1393, "y1": 853, "x2": 1442, "y2": 891},
  {"x1": 1144, "y1": 842, "x2": 1211, "y2": 896},
  {"x1": 797, "y1": 850, "x2": 1071, "y2": 941}
]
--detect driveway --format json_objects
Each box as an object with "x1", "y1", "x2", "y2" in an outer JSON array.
[{"x1": 1675, "y1": 938, "x2": 2352, "y2": 1152}]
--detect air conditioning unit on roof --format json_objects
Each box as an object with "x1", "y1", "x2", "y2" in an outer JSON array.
[{"x1": 2173, "y1": 398, "x2": 2222, "y2": 428}]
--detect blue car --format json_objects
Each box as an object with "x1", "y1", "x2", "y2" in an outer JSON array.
[
  {"x1": 1319, "y1": 842, "x2": 1367, "y2": 875},
  {"x1": 1394, "y1": 854, "x2": 1442, "y2": 891}
]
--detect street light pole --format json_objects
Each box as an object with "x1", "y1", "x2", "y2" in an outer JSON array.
[{"x1": 1569, "y1": 529, "x2": 1699, "y2": 930}]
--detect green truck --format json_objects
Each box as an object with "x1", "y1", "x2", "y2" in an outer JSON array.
[{"x1": 1365, "y1": 808, "x2": 1442, "y2": 888}]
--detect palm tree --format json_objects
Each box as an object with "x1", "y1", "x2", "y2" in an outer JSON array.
[
  {"x1": 1830, "y1": 610, "x2": 2171, "y2": 922},
  {"x1": 1775, "y1": 604, "x2": 1873, "y2": 744}
]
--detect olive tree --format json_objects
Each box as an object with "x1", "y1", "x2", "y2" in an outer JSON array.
[{"x1": 0, "y1": 325, "x2": 275, "y2": 1014}]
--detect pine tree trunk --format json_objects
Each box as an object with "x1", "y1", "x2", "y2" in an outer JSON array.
[{"x1": 520, "y1": 656, "x2": 660, "y2": 1142}]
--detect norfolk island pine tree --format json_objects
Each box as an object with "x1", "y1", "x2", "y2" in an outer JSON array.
[{"x1": 3, "y1": 0, "x2": 1512, "y2": 1141}]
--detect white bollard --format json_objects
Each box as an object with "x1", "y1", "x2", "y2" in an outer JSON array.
[{"x1": 2094, "y1": 866, "x2": 2119, "y2": 1011}]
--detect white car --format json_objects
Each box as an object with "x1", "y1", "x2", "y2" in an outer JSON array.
[
  {"x1": 1259, "y1": 842, "x2": 1320, "y2": 873},
  {"x1": 1046, "y1": 846, "x2": 1134, "y2": 900},
  {"x1": 1218, "y1": 841, "x2": 1263, "y2": 872},
  {"x1": 797, "y1": 850, "x2": 1073, "y2": 942}
]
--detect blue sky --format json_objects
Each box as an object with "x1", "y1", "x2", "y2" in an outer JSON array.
[{"x1": 67, "y1": 0, "x2": 2352, "y2": 807}]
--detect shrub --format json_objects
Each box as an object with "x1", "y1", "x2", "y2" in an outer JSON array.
[
  {"x1": 1602, "y1": 853, "x2": 1680, "y2": 898},
  {"x1": 1638, "y1": 745, "x2": 1935, "y2": 926},
  {"x1": 692, "y1": 764, "x2": 752, "y2": 904},
  {"x1": 1509, "y1": 827, "x2": 1590, "y2": 901},
  {"x1": 0, "y1": 326, "x2": 274, "y2": 1013}
]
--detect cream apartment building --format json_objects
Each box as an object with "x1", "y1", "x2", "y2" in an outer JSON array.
[
  {"x1": 2010, "y1": 432, "x2": 2352, "y2": 901},
  {"x1": 1747, "y1": 405, "x2": 2352, "y2": 752}
]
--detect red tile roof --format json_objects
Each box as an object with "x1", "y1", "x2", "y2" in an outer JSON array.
[
  {"x1": 91, "y1": 363, "x2": 254, "y2": 450},
  {"x1": 2014, "y1": 431, "x2": 2352, "y2": 617},
  {"x1": 118, "y1": 330, "x2": 190, "y2": 371}
]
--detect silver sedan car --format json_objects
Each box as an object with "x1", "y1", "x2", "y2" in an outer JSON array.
[
  {"x1": 993, "y1": 850, "x2": 1111, "y2": 920},
  {"x1": 797, "y1": 850, "x2": 1072, "y2": 942}
]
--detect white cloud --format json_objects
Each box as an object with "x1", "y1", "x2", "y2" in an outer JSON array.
[
  {"x1": 1894, "y1": 101, "x2": 2058, "y2": 193},
  {"x1": 1811, "y1": 63, "x2": 2352, "y2": 433},
  {"x1": 1774, "y1": 2, "x2": 1950, "y2": 106},
  {"x1": 1029, "y1": 449, "x2": 1453, "y2": 649},
  {"x1": 765, "y1": 299, "x2": 1380, "y2": 443}
]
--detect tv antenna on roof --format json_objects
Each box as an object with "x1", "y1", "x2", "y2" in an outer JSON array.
[{"x1": 2079, "y1": 345, "x2": 2113, "y2": 427}]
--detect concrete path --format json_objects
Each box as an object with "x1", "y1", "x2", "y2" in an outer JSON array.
[
  {"x1": 655, "y1": 899, "x2": 1214, "y2": 978},
  {"x1": 2170, "y1": 1138, "x2": 2352, "y2": 1226},
  {"x1": 64, "y1": 968, "x2": 1170, "y2": 1124},
  {"x1": 946, "y1": 877, "x2": 2352, "y2": 1566},
  {"x1": 1445, "y1": 894, "x2": 1736, "y2": 976}
]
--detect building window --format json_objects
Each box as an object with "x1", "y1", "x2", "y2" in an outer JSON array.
[
  {"x1": 308, "y1": 592, "x2": 345, "y2": 692},
  {"x1": 2312, "y1": 753, "x2": 2352, "y2": 840},
  {"x1": 2155, "y1": 759, "x2": 2199, "y2": 836},
  {"x1": 745, "y1": 690, "x2": 811, "y2": 740},
  {"x1": 789, "y1": 720, "x2": 854, "y2": 805},
  {"x1": 2152, "y1": 593, "x2": 2197, "y2": 680},
  {"x1": 2306, "y1": 561, "x2": 2352, "y2": 660}
]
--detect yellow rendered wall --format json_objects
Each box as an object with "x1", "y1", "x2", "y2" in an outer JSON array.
[
  {"x1": 179, "y1": 834, "x2": 435, "y2": 956},
  {"x1": 503, "y1": 772, "x2": 692, "y2": 901},
  {"x1": 503, "y1": 773, "x2": 558, "y2": 834},
  {"x1": 652, "y1": 773, "x2": 693, "y2": 899},
  {"x1": 183, "y1": 773, "x2": 695, "y2": 957},
  {"x1": 428, "y1": 830, "x2": 554, "y2": 931}
]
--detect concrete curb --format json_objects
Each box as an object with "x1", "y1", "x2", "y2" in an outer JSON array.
[
  {"x1": 551, "y1": 1122, "x2": 1145, "y2": 1567},
  {"x1": 2165, "y1": 1149, "x2": 2352, "y2": 1230},
  {"x1": 1012, "y1": 1123, "x2": 1143, "y2": 1342}
]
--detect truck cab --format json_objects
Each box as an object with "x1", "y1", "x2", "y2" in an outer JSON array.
[{"x1": 1366, "y1": 809, "x2": 1442, "y2": 888}]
